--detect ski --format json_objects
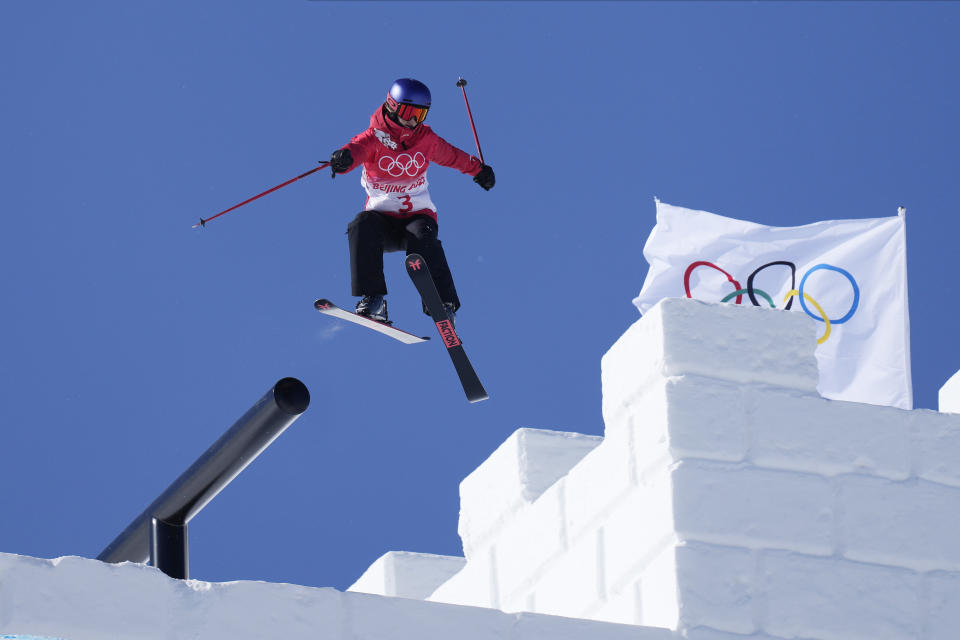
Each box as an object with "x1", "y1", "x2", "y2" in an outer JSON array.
[
  {"x1": 314, "y1": 298, "x2": 430, "y2": 344},
  {"x1": 404, "y1": 254, "x2": 489, "y2": 403}
]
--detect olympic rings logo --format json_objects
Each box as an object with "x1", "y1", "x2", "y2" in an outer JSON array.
[
  {"x1": 378, "y1": 152, "x2": 426, "y2": 177},
  {"x1": 683, "y1": 260, "x2": 860, "y2": 345}
]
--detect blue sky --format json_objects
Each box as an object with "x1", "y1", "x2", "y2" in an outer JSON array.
[{"x1": 2, "y1": 1, "x2": 958, "y2": 591}]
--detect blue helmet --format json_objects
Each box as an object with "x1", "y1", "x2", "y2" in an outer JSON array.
[
  {"x1": 385, "y1": 78, "x2": 431, "y2": 126},
  {"x1": 388, "y1": 78, "x2": 431, "y2": 108}
]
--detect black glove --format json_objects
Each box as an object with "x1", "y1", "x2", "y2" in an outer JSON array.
[
  {"x1": 329, "y1": 148, "x2": 353, "y2": 177},
  {"x1": 473, "y1": 164, "x2": 495, "y2": 191}
]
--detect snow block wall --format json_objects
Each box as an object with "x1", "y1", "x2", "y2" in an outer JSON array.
[
  {"x1": 349, "y1": 551, "x2": 466, "y2": 600},
  {"x1": 354, "y1": 298, "x2": 960, "y2": 640},
  {"x1": 940, "y1": 370, "x2": 960, "y2": 414}
]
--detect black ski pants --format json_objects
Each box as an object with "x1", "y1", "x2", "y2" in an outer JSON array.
[{"x1": 347, "y1": 211, "x2": 460, "y2": 311}]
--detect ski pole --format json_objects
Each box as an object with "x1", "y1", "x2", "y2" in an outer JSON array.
[
  {"x1": 456, "y1": 77, "x2": 485, "y2": 165},
  {"x1": 192, "y1": 162, "x2": 330, "y2": 229}
]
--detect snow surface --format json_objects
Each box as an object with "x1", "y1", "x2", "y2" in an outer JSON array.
[
  {"x1": 0, "y1": 552, "x2": 671, "y2": 640},
  {"x1": 7, "y1": 297, "x2": 960, "y2": 640}
]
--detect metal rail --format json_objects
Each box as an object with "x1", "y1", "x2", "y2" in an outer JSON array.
[{"x1": 97, "y1": 377, "x2": 310, "y2": 577}]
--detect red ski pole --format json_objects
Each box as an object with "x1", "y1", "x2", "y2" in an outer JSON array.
[
  {"x1": 192, "y1": 162, "x2": 330, "y2": 229},
  {"x1": 456, "y1": 77, "x2": 485, "y2": 165}
]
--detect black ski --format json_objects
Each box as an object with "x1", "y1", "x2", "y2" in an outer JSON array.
[
  {"x1": 314, "y1": 298, "x2": 430, "y2": 344},
  {"x1": 405, "y1": 254, "x2": 489, "y2": 403}
]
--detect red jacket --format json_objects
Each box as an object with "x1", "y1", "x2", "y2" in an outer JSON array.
[{"x1": 338, "y1": 107, "x2": 482, "y2": 221}]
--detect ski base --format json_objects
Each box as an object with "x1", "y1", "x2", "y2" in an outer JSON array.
[
  {"x1": 405, "y1": 254, "x2": 489, "y2": 403},
  {"x1": 314, "y1": 299, "x2": 429, "y2": 344}
]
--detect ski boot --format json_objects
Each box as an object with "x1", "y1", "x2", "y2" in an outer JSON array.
[
  {"x1": 443, "y1": 302, "x2": 457, "y2": 329},
  {"x1": 356, "y1": 295, "x2": 389, "y2": 324},
  {"x1": 420, "y1": 300, "x2": 457, "y2": 328}
]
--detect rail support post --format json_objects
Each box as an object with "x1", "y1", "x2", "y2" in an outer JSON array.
[{"x1": 151, "y1": 517, "x2": 189, "y2": 580}]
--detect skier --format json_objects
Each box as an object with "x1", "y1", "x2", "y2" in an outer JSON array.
[{"x1": 328, "y1": 78, "x2": 495, "y2": 326}]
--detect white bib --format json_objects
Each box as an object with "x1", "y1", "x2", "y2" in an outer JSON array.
[{"x1": 360, "y1": 166, "x2": 437, "y2": 214}]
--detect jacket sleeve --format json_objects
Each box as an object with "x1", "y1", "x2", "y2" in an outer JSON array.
[
  {"x1": 339, "y1": 130, "x2": 375, "y2": 174},
  {"x1": 429, "y1": 133, "x2": 483, "y2": 176}
]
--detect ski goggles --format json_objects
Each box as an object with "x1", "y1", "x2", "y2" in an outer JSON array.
[{"x1": 386, "y1": 95, "x2": 430, "y2": 125}]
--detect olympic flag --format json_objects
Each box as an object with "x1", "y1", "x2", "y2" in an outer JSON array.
[{"x1": 634, "y1": 200, "x2": 912, "y2": 409}]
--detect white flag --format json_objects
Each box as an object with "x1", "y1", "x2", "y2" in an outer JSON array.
[{"x1": 634, "y1": 200, "x2": 912, "y2": 409}]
